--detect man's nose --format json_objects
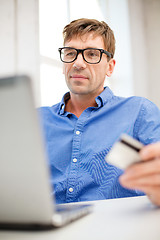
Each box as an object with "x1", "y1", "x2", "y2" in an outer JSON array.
[{"x1": 73, "y1": 53, "x2": 86, "y2": 69}]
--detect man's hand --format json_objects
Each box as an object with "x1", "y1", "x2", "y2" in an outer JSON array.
[{"x1": 119, "y1": 142, "x2": 160, "y2": 206}]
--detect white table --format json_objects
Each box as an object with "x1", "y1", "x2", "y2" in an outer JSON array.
[{"x1": 0, "y1": 196, "x2": 160, "y2": 240}]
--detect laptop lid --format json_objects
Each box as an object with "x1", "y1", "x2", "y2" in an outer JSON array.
[{"x1": 0, "y1": 75, "x2": 55, "y2": 226}]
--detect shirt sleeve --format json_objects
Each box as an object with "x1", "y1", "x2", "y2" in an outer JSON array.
[{"x1": 134, "y1": 98, "x2": 160, "y2": 144}]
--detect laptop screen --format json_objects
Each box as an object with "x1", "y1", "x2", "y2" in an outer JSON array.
[{"x1": 0, "y1": 75, "x2": 54, "y2": 225}]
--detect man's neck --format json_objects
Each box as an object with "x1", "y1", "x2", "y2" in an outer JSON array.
[{"x1": 65, "y1": 93, "x2": 99, "y2": 118}]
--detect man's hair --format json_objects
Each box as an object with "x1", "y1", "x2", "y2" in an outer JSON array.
[{"x1": 63, "y1": 18, "x2": 115, "y2": 57}]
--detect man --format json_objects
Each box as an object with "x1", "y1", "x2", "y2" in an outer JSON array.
[{"x1": 39, "y1": 18, "x2": 160, "y2": 205}]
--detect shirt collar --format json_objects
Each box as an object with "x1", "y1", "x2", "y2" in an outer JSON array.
[
  {"x1": 95, "y1": 87, "x2": 114, "y2": 107},
  {"x1": 58, "y1": 92, "x2": 70, "y2": 115},
  {"x1": 58, "y1": 87, "x2": 114, "y2": 115}
]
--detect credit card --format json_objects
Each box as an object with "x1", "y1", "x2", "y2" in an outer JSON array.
[{"x1": 106, "y1": 134, "x2": 144, "y2": 169}]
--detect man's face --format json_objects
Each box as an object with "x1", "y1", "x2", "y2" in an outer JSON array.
[{"x1": 63, "y1": 33, "x2": 115, "y2": 97}]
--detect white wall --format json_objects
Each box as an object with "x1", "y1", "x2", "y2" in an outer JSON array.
[
  {"x1": 128, "y1": 0, "x2": 160, "y2": 107},
  {"x1": 0, "y1": 0, "x2": 40, "y2": 106},
  {"x1": 105, "y1": 0, "x2": 134, "y2": 98}
]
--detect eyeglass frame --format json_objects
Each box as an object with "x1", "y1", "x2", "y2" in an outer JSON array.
[{"x1": 58, "y1": 47, "x2": 113, "y2": 64}]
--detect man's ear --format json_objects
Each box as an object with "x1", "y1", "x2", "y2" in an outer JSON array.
[{"x1": 106, "y1": 59, "x2": 116, "y2": 77}]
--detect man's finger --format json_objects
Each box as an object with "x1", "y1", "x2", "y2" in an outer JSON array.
[{"x1": 140, "y1": 142, "x2": 160, "y2": 160}]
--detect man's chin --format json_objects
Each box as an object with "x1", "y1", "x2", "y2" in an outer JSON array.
[
  {"x1": 68, "y1": 85, "x2": 90, "y2": 95},
  {"x1": 71, "y1": 90, "x2": 90, "y2": 95}
]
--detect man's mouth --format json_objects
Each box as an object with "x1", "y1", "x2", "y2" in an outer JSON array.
[{"x1": 71, "y1": 74, "x2": 88, "y2": 80}]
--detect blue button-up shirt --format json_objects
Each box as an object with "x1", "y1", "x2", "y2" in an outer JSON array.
[{"x1": 39, "y1": 87, "x2": 160, "y2": 204}]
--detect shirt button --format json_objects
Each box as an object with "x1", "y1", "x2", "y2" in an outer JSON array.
[
  {"x1": 76, "y1": 130, "x2": 80, "y2": 135},
  {"x1": 69, "y1": 187, "x2": 74, "y2": 193},
  {"x1": 73, "y1": 158, "x2": 77, "y2": 163}
]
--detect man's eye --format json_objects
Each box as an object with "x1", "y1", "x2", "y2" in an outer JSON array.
[
  {"x1": 65, "y1": 51, "x2": 76, "y2": 57},
  {"x1": 86, "y1": 50, "x2": 99, "y2": 58}
]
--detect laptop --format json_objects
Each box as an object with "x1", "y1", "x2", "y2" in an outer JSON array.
[{"x1": 0, "y1": 75, "x2": 92, "y2": 229}]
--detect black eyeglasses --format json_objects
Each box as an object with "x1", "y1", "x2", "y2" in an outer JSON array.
[{"x1": 58, "y1": 47, "x2": 113, "y2": 64}]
